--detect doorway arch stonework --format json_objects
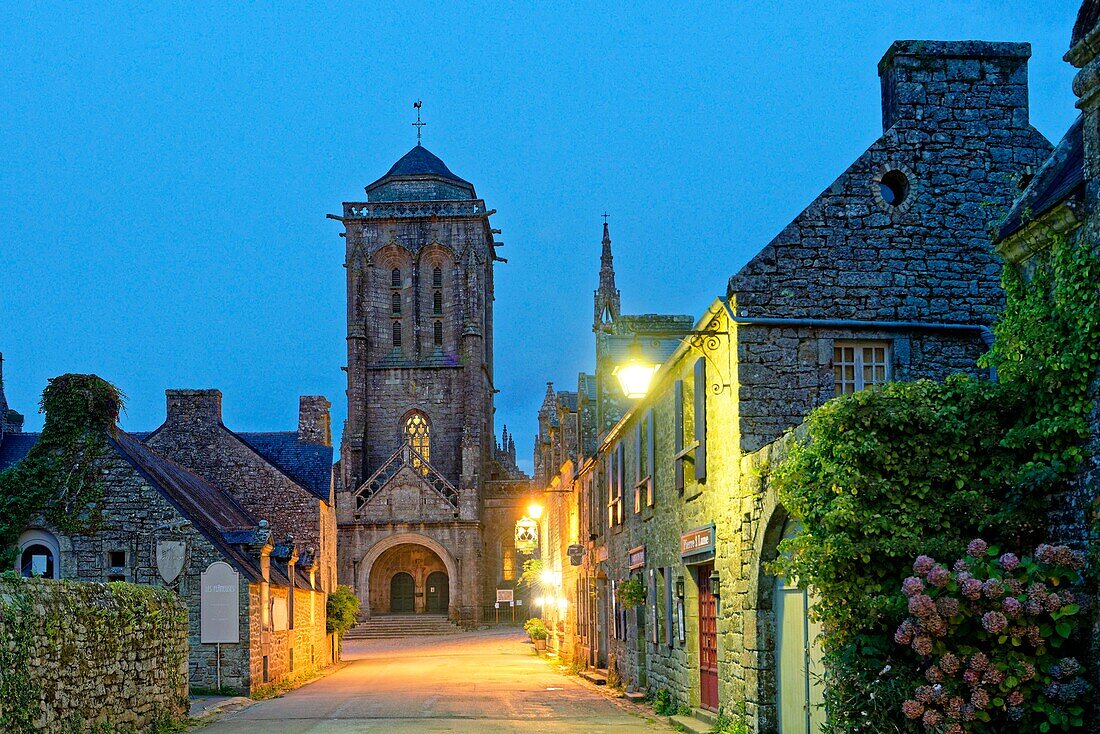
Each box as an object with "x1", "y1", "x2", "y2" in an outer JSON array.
[{"x1": 357, "y1": 532, "x2": 459, "y2": 619}]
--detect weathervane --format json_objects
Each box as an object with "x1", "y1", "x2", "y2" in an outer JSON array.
[{"x1": 412, "y1": 100, "x2": 426, "y2": 145}]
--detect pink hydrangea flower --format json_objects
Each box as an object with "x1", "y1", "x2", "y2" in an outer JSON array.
[
  {"x1": 925, "y1": 665, "x2": 944, "y2": 683},
  {"x1": 971, "y1": 688, "x2": 990, "y2": 710},
  {"x1": 939, "y1": 652, "x2": 961, "y2": 676},
  {"x1": 1002, "y1": 597, "x2": 1022, "y2": 618},
  {"x1": 936, "y1": 597, "x2": 960, "y2": 618},
  {"x1": 912, "y1": 635, "x2": 933, "y2": 656},
  {"x1": 922, "y1": 709, "x2": 943, "y2": 728},
  {"x1": 927, "y1": 565, "x2": 951, "y2": 588},
  {"x1": 902, "y1": 700, "x2": 924, "y2": 719},
  {"x1": 915, "y1": 685, "x2": 934, "y2": 704},
  {"x1": 902, "y1": 576, "x2": 925, "y2": 597},
  {"x1": 908, "y1": 593, "x2": 936, "y2": 619},
  {"x1": 981, "y1": 611, "x2": 1008, "y2": 634},
  {"x1": 894, "y1": 622, "x2": 914, "y2": 646},
  {"x1": 999, "y1": 552, "x2": 1020, "y2": 570},
  {"x1": 913, "y1": 555, "x2": 936, "y2": 575},
  {"x1": 967, "y1": 539, "x2": 988, "y2": 557},
  {"x1": 968, "y1": 652, "x2": 990, "y2": 672},
  {"x1": 1007, "y1": 690, "x2": 1024, "y2": 706},
  {"x1": 982, "y1": 578, "x2": 1005, "y2": 599},
  {"x1": 962, "y1": 578, "x2": 983, "y2": 600}
]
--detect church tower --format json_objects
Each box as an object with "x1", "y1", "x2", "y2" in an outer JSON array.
[
  {"x1": 593, "y1": 220, "x2": 620, "y2": 333},
  {"x1": 332, "y1": 140, "x2": 502, "y2": 624}
]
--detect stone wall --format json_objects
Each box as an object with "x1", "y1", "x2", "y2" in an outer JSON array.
[
  {"x1": 0, "y1": 577, "x2": 188, "y2": 734},
  {"x1": 728, "y1": 41, "x2": 1052, "y2": 452},
  {"x1": 247, "y1": 583, "x2": 333, "y2": 689}
]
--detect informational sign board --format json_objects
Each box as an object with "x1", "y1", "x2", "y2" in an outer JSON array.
[
  {"x1": 496, "y1": 589, "x2": 514, "y2": 603},
  {"x1": 680, "y1": 525, "x2": 716, "y2": 560},
  {"x1": 627, "y1": 545, "x2": 646, "y2": 570},
  {"x1": 200, "y1": 561, "x2": 240, "y2": 643},
  {"x1": 596, "y1": 546, "x2": 608, "y2": 563},
  {"x1": 273, "y1": 596, "x2": 289, "y2": 631}
]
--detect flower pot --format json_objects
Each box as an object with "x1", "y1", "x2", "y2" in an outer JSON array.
[{"x1": 534, "y1": 638, "x2": 547, "y2": 651}]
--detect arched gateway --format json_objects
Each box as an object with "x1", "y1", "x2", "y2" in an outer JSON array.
[{"x1": 357, "y1": 532, "x2": 458, "y2": 619}]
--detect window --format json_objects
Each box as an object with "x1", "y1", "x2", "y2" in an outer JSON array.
[
  {"x1": 404, "y1": 412, "x2": 431, "y2": 467},
  {"x1": 390, "y1": 268, "x2": 401, "y2": 288},
  {"x1": 433, "y1": 320, "x2": 443, "y2": 347},
  {"x1": 834, "y1": 342, "x2": 891, "y2": 394},
  {"x1": 502, "y1": 545, "x2": 515, "y2": 581},
  {"x1": 878, "y1": 169, "x2": 909, "y2": 207},
  {"x1": 433, "y1": 290, "x2": 443, "y2": 315},
  {"x1": 432, "y1": 266, "x2": 443, "y2": 288},
  {"x1": 392, "y1": 321, "x2": 402, "y2": 349},
  {"x1": 391, "y1": 292, "x2": 402, "y2": 315},
  {"x1": 607, "y1": 450, "x2": 623, "y2": 528},
  {"x1": 109, "y1": 550, "x2": 126, "y2": 568},
  {"x1": 20, "y1": 544, "x2": 55, "y2": 578},
  {"x1": 633, "y1": 424, "x2": 643, "y2": 514}
]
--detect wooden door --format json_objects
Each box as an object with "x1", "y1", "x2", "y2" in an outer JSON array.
[
  {"x1": 390, "y1": 572, "x2": 414, "y2": 613},
  {"x1": 426, "y1": 571, "x2": 448, "y2": 613},
  {"x1": 776, "y1": 576, "x2": 826, "y2": 732},
  {"x1": 697, "y1": 563, "x2": 719, "y2": 711}
]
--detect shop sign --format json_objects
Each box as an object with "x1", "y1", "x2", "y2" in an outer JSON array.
[
  {"x1": 515, "y1": 516, "x2": 538, "y2": 554},
  {"x1": 596, "y1": 545, "x2": 608, "y2": 563},
  {"x1": 627, "y1": 545, "x2": 646, "y2": 570},
  {"x1": 680, "y1": 525, "x2": 715, "y2": 559}
]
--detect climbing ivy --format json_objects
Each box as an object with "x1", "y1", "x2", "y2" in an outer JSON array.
[
  {"x1": 769, "y1": 228, "x2": 1100, "y2": 732},
  {"x1": 0, "y1": 374, "x2": 123, "y2": 562}
]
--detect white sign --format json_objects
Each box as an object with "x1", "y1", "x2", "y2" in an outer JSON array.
[
  {"x1": 496, "y1": 589, "x2": 514, "y2": 603},
  {"x1": 200, "y1": 561, "x2": 240, "y2": 643},
  {"x1": 272, "y1": 596, "x2": 288, "y2": 631}
]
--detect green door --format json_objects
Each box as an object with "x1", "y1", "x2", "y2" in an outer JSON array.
[
  {"x1": 426, "y1": 571, "x2": 448, "y2": 613},
  {"x1": 390, "y1": 572, "x2": 415, "y2": 613},
  {"x1": 775, "y1": 523, "x2": 825, "y2": 732}
]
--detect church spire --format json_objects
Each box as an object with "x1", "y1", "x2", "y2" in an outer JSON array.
[{"x1": 593, "y1": 216, "x2": 621, "y2": 333}]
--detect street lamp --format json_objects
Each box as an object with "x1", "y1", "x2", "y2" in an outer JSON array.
[
  {"x1": 613, "y1": 340, "x2": 659, "y2": 399},
  {"x1": 527, "y1": 501, "x2": 544, "y2": 520}
]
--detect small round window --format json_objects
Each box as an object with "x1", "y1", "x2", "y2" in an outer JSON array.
[{"x1": 879, "y1": 169, "x2": 910, "y2": 207}]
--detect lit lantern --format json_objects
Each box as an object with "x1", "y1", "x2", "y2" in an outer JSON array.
[
  {"x1": 515, "y1": 516, "x2": 539, "y2": 554},
  {"x1": 614, "y1": 340, "x2": 659, "y2": 399}
]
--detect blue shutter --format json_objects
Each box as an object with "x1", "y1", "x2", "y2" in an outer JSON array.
[
  {"x1": 694, "y1": 357, "x2": 707, "y2": 483},
  {"x1": 674, "y1": 379, "x2": 684, "y2": 493},
  {"x1": 646, "y1": 408, "x2": 655, "y2": 506}
]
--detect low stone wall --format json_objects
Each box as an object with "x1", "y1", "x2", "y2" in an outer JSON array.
[{"x1": 0, "y1": 576, "x2": 189, "y2": 733}]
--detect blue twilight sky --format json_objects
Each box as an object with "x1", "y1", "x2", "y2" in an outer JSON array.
[{"x1": 0, "y1": 2, "x2": 1082, "y2": 474}]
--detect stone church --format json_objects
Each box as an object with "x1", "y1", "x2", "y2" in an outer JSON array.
[{"x1": 331, "y1": 143, "x2": 529, "y2": 625}]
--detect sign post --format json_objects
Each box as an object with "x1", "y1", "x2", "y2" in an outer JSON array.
[{"x1": 201, "y1": 561, "x2": 240, "y2": 690}]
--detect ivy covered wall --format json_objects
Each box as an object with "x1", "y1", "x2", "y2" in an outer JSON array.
[{"x1": 0, "y1": 576, "x2": 188, "y2": 734}]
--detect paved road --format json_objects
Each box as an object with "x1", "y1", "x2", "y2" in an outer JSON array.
[{"x1": 197, "y1": 627, "x2": 674, "y2": 733}]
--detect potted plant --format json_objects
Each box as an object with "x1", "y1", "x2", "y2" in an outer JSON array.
[
  {"x1": 616, "y1": 577, "x2": 645, "y2": 608},
  {"x1": 524, "y1": 617, "x2": 549, "y2": 650}
]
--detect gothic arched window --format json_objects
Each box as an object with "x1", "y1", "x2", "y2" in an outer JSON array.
[
  {"x1": 391, "y1": 268, "x2": 401, "y2": 288},
  {"x1": 433, "y1": 290, "x2": 443, "y2": 315},
  {"x1": 391, "y1": 292, "x2": 402, "y2": 315},
  {"x1": 404, "y1": 412, "x2": 431, "y2": 468},
  {"x1": 432, "y1": 266, "x2": 443, "y2": 288},
  {"x1": 392, "y1": 321, "x2": 402, "y2": 349},
  {"x1": 433, "y1": 320, "x2": 443, "y2": 347}
]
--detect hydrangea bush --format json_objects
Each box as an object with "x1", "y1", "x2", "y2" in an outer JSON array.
[{"x1": 896, "y1": 540, "x2": 1089, "y2": 732}]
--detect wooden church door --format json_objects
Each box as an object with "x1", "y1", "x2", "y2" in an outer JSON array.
[{"x1": 390, "y1": 572, "x2": 415, "y2": 613}]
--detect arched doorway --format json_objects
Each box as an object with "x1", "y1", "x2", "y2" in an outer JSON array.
[
  {"x1": 774, "y1": 520, "x2": 825, "y2": 733},
  {"x1": 16, "y1": 529, "x2": 60, "y2": 579},
  {"x1": 390, "y1": 572, "x2": 415, "y2": 613},
  {"x1": 364, "y1": 536, "x2": 455, "y2": 616},
  {"x1": 426, "y1": 571, "x2": 449, "y2": 613}
]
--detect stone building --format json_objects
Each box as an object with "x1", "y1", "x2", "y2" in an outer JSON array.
[
  {"x1": 533, "y1": 39, "x2": 1054, "y2": 732},
  {"x1": 330, "y1": 143, "x2": 529, "y2": 625},
  {"x1": 993, "y1": 0, "x2": 1100, "y2": 703},
  {"x1": 1, "y1": 369, "x2": 336, "y2": 694}
]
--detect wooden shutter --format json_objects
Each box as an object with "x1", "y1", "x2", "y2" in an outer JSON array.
[
  {"x1": 694, "y1": 357, "x2": 707, "y2": 483},
  {"x1": 633, "y1": 423, "x2": 642, "y2": 513},
  {"x1": 674, "y1": 379, "x2": 685, "y2": 493},
  {"x1": 616, "y1": 444, "x2": 625, "y2": 524},
  {"x1": 646, "y1": 408, "x2": 655, "y2": 506}
]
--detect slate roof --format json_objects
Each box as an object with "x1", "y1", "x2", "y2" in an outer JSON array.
[
  {"x1": 235, "y1": 431, "x2": 334, "y2": 501},
  {"x1": 578, "y1": 373, "x2": 597, "y2": 401},
  {"x1": 557, "y1": 391, "x2": 578, "y2": 413},
  {"x1": 0, "y1": 432, "x2": 39, "y2": 472},
  {"x1": 109, "y1": 430, "x2": 291, "y2": 585},
  {"x1": 996, "y1": 116, "x2": 1084, "y2": 243},
  {"x1": 366, "y1": 145, "x2": 473, "y2": 191}
]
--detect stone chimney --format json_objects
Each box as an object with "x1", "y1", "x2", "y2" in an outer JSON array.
[
  {"x1": 165, "y1": 389, "x2": 223, "y2": 425},
  {"x1": 298, "y1": 396, "x2": 332, "y2": 446},
  {"x1": 878, "y1": 40, "x2": 1033, "y2": 132}
]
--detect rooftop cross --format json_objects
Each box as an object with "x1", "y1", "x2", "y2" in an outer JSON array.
[
  {"x1": 602, "y1": 211, "x2": 609, "y2": 223},
  {"x1": 412, "y1": 100, "x2": 426, "y2": 145}
]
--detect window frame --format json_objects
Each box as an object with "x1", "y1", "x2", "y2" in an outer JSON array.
[{"x1": 833, "y1": 340, "x2": 892, "y2": 394}]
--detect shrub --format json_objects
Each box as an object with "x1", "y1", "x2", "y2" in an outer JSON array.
[
  {"x1": 896, "y1": 541, "x2": 1089, "y2": 732},
  {"x1": 652, "y1": 688, "x2": 675, "y2": 715},
  {"x1": 325, "y1": 585, "x2": 360, "y2": 635},
  {"x1": 523, "y1": 617, "x2": 548, "y2": 641},
  {"x1": 616, "y1": 577, "x2": 645, "y2": 607}
]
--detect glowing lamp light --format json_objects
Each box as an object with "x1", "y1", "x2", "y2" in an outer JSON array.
[
  {"x1": 556, "y1": 597, "x2": 569, "y2": 611},
  {"x1": 527, "y1": 501, "x2": 544, "y2": 520},
  {"x1": 539, "y1": 569, "x2": 557, "y2": 587},
  {"x1": 614, "y1": 341, "x2": 659, "y2": 399}
]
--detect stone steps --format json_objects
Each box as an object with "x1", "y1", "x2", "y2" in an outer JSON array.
[{"x1": 344, "y1": 614, "x2": 462, "y2": 639}]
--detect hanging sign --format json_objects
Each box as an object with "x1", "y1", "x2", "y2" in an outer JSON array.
[
  {"x1": 627, "y1": 545, "x2": 646, "y2": 570},
  {"x1": 680, "y1": 525, "x2": 715, "y2": 560},
  {"x1": 596, "y1": 545, "x2": 608, "y2": 563},
  {"x1": 200, "y1": 561, "x2": 240, "y2": 644},
  {"x1": 567, "y1": 544, "x2": 585, "y2": 566},
  {"x1": 515, "y1": 516, "x2": 538, "y2": 554}
]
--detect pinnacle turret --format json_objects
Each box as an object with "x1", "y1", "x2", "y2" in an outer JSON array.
[{"x1": 593, "y1": 220, "x2": 621, "y2": 333}]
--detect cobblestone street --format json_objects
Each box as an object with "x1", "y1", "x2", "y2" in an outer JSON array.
[{"x1": 198, "y1": 628, "x2": 675, "y2": 733}]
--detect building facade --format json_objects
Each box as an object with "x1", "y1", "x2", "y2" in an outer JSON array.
[
  {"x1": 533, "y1": 39, "x2": 1054, "y2": 731},
  {"x1": 331, "y1": 144, "x2": 529, "y2": 625},
  {"x1": 2, "y1": 372, "x2": 336, "y2": 694}
]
